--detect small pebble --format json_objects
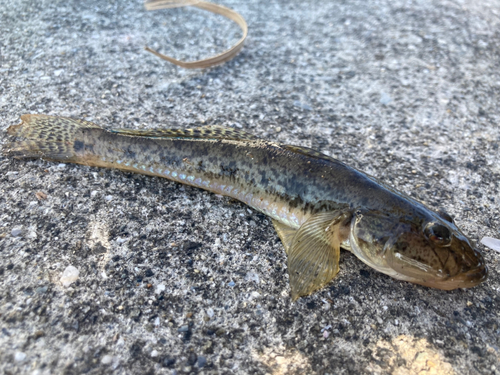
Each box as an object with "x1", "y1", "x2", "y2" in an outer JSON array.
[
  {"x1": 101, "y1": 355, "x2": 113, "y2": 365},
  {"x1": 105, "y1": 195, "x2": 113, "y2": 201},
  {"x1": 60, "y1": 265, "x2": 79, "y2": 287},
  {"x1": 155, "y1": 284, "x2": 166, "y2": 294},
  {"x1": 187, "y1": 353, "x2": 197, "y2": 366},
  {"x1": 245, "y1": 272, "x2": 260, "y2": 284},
  {"x1": 197, "y1": 355, "x2": 207, "y2": 367},
  {"x1": 275, "y1": 356, "x2": 286, "y2": 365},
  {"x1": 34, "y1": 331, "x2": 44, "y2": 339},
  {"x1": 11, "y1": 227, "x2": 23, "y2": 237},
  {"x1": 14, "y1": 352, "x2": 26, "y2": 362},
  {"x1": 151, "y1": 350, "x2": 158, "y2": 357},
  {"x1": 178, "y1": 325, "x2": 189, "y2": 332},
  {"x1": 163, "y1": 357, "x2": 176, "y2": 368},
  {"x1": 35, "y1": 191, "x2": 47, "y2": 200},
  {"x1": 228, "y1": 281, "x2": 235, "y2": 287},
  {"x1": 35, "y1": 286, "x2": 48, "y2": 294},
  {"x1": 250, "y1": 291, "x2": 260, "y2": 300},
  {"x1": 293, "y1": 100, "x2": 313, "y2": 111},
  {"x1": 130, "y1": 308, "x2": 141, "y2": 318},
  {"x1": 380, "y1": 92, "x2": 392, "y2": 105}
]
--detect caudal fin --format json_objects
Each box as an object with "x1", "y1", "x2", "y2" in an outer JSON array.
[{"x1": 4, "y1": 114, "x2": 101, "y2": 161}]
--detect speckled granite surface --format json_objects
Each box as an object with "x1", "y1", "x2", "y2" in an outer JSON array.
[{"x1": 1, "y1": 0, "x2": 499, "y2": 374}]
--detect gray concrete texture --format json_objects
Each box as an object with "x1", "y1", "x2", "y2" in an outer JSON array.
[{"x1": 1, "y1": 0, "x2": 499, "y2": 374}]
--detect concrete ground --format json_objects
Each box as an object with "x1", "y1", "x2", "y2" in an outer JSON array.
[{"x1": 1, "y1": 0, "x2": 499, "y2": 374}]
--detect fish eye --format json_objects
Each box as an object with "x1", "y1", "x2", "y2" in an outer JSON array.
[
  {"x1": 424, "y1": 223, "x2": 452, "y2": 246},
  {"x1": 438, "y1": 210, "x2": 454, "y2": 223}
]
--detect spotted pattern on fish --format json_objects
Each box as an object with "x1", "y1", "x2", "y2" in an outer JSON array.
[{"x1": 5, "y1": 114, "x2": 488, "y2": 297}]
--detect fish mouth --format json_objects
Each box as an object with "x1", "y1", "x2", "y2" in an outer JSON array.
[
  {"x1": 432, "y1": 257, "x2": 488, "y2": 290},
  {"x1": 460, "y1": 248, "x2": 488, "y2": 286},
  {"x1": 462, "y1": 262, "x2": 488, "y2": 286},
  {"x1": 413, "y1": 248, "x2": 488, "y2": 290}
]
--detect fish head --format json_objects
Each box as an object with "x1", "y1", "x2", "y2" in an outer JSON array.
[{"x1": 349, "y1": 209, "x2": 488, "y2": 290}]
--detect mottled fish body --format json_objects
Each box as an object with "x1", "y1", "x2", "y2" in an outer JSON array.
[{"x1": 5, "y1": 115, "x2": 487, "y2": 299}]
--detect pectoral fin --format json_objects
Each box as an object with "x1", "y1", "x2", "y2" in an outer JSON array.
[
  {"x1": 287, "y1": 210, "x2": 352, "y2": 300},
  {"x1": 272, "y1": 219, "x2": 297, "y2": 254}
]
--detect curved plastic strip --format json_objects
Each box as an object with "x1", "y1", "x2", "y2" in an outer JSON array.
[{"x1": 144, "y1": 0, "x2": 248, "y2": 69}]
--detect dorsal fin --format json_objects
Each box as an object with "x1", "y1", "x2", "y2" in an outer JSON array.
[
  {"x1": 282, "y1": 144, "x2": 336, "y2": 162},
  {"x1": 109, "y1": 125, "x2": 259, "y2": 141}
]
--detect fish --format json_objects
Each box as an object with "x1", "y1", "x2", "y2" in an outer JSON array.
[{"x1": 4, "y1": 114, "x2": 488, "y2": 300}]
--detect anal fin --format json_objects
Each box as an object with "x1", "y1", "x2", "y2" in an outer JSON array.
[{"x1": 287, "y1": 210, "x2": 352, "y2": 301}]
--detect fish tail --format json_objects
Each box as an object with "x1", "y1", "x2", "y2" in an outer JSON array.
[{"x1": 4, "y1": 114, "x2": 102, "y2": 162}]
